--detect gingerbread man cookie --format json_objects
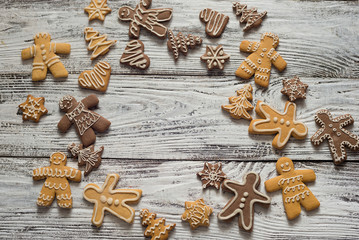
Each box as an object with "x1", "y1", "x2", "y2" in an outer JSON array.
[
  {"x1": 140, "y1": 208, "x2": 176, "y2": 240},
  {"x1": 78, "y1": 61, "x2": 111, "y2": 92},
  {"x1": 68, "y1": 143, "x2": 104, "y2": 176},
  {"x1": 218, "y1": 172, "x2": 271, "y2": 231},
  {"x1": 311, "y1": 109, "x2": 359, "y2": 164},
  {"x1": 32, "y1": 152, "x2": 81, "y2": 208},
  {"x1": 167, "y1": 30, "x2": 202, "y2": 60},
  {"x1": 21, "y1": 33, "x2": 71, "y2": 81},
  {"x1": 118, "y1": 0, "x2": 173, "y2": 39},
  {"x1": 281, "y1": 76, "x2": 308, "y2": 102},
  {"x1": 222, "y1": 84, "x2": 254, "y2": 120},
  {"x1": 182, "y1": 198, "x2": 213, "y2": 230},
  {"x1": 19, "y1": 94, "x2": 48, "y2": 122},
  {"x1": 235, "y1": 32, "x2": 287, "y2": 88},
  {"x1": 249, "y1": 101, "x2": 308, "y2": 149},
  {"x1": 199, "y1": 8, "x2": 229, "y2": 37},
  {"x1": 120, "y1": 40, "x2": 150, "y2": 70},
  {"x1": 200, "y1": 45, "x2": 230, "y2": 70},
  {"x1": 58, "y1": 95, "x2": 111, "y2": 147},
  {"x1": 83, "y1": 173, "x2": 142, "y2": 227},
  {"x1": 84, "y1": 27, "x2": 117, "y2": 60},
  {"x1": 197, "y1": 162, "x2": 227, "y2": 189},
  {"x1": 265, "y1": 157, "x2": 320, "y2": 220},
  {"x1": 84, "y1": 0, "x2": 111, "y2": 21}
]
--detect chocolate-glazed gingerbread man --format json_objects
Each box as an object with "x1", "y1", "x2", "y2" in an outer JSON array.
[
  {"x1": 118, "y1": 0, "x2": 173, "y2": 39},
  {"x1": 58, "y1": 95, "x2": 111, "y2": 147}
]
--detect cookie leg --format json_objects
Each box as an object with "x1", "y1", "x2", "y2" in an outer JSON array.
[
  {"x1": 301, "y1": 193, "x2": 320, "y2": 211},
  {"x1": 56, "y1": 186, "x2": 73, "y2": 208},
  {"x1": 92, "y1": 117, "x2": 111, "y2": 133},
  {"x1": 32, "y1": 66, "x2": 48, "y2": 81},
  {"x1": 80, "y1": 128, "x2": 96, "y2": 147},
  {"x1": 284, "y1": 201, "x2": 301, "y2": 220},
  {"x1": 37, "y1": 183, "x2": 55, "y2": 207},
  {"x1": 49, "y1": 61, "x2": 68, "y2": 78},
  {"x1": 235, "y1": 56, "x2": 256, "y2": 79},
  {"x1": 254, "y1": 68, "x2": 271, "y2": 88}
]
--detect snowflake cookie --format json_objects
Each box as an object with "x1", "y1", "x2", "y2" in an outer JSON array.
[
  {"x1": 84, "y1": 0, "x2": 111, "y2": 21},
  {"x1": 281, "y1": 76, "x2": 308, "y2": 102},
  {"x1": 182, "y1": 198, "x2": 213, "y2": 229},
  {"x1": 197, "y1": 162, "x2": 227, "y2": 189},
  {"x1": 19, "y1": 95, "x2": 48, "y2": 122},
  {"x1": 200, "y1": 45, "x2": 230, "y2": 70}
]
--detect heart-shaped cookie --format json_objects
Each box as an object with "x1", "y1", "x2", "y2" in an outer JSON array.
[
  {"x1": 78, "y1": 61, "x2": 111, "y2": 92},
  {"x1": 120, "y1": 40, "x2": 150, "y2": 70}
]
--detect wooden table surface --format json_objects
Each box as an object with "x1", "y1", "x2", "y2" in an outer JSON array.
[{"x1": 1, "y1": 0, "x2": 358, "y2": 239}]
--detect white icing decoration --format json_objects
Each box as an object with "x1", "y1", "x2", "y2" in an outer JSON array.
[
  {"x1": 79, "y1": 61, "x2": 111, "y2": 90},
  {"x1": 199, "y1": 8, "x2": 229, "y2": 37},
  {"x1": 285, "y1": 190, "x2": 310, "y2": 203},
  {"x1": 44, "y1": 182, "x2": 68, "y2": 190},
  {"x1": 120, "y1": 40, "x2": 149, "y2": 69}
]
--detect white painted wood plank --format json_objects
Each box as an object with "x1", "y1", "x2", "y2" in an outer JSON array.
[
  {"x1": 0, "y1": 158, "x2": 358, "y2": 239},
  {"x1": 1, "y1": 75, "x2": 359, "y2": 161}
]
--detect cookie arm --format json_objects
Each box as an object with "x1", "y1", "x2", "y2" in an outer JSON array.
[
  {"x1": 58, "y1": 115, "x2": 72, "y2": 132},
  {"x1": 270, "y1": 50, "x2": 287, "y2": 72},
  {"x1": 264, "y1": 176, "x2": 282, "y2": 192},
  {"x1": 140, "y1": 0, "x2": 152, "y2": 8},
  {"x1": 32, "y1": 167, "x2": 51, "y2": 180},
  {"x1": 81, "y1": 94, "x2": 99, "y2": 109},
  {"x1": 239, "y1": 41, "x2": 259, "y2": 53},
  {"x1": 63, "y1": 166, "x2": 82, "y2": 182},
  {"x1": 53, "y1": 43, "x2": 71, "y2": 54},
  {"x1": 295, "y1": 170, "x2": 316, "y2": 183},
  {"x1": 21, "y1": 46, "x2": 35, "y2": 60}
]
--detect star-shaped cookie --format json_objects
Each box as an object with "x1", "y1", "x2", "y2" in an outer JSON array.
[
  {"x1": 182, "y1": 198, "x2": 213, "y2": 229},
  {"x1": 281, "y1": 76, "x2": 308, "y2": 102},
  {"x1": 197, "y1": 162, "x2": 227, "y2": 189},
  {"x1": 200, "y1": 45, "x2": 230, "y2": 70},
  {"x1": 84, "y1": 0, "x2": 111, "y2": 21},
  {"x1": 19, "y1": 94, "x2": 48, "y2": 122}
]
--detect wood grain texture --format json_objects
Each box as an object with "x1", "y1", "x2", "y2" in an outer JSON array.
[
  {"x1": 0, "y1": 0, "x2": 358, "y2": 239},
  {"x1": 0, "y1": 158, "x2": 358, "y2": 239}
]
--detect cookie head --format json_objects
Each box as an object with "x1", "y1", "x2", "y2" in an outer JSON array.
[
  {"x1": 261, "y1": 32, "x2": 279, "y2": 48},
  {"x1": 50, "y1": 152, "x2": 67, "y2": 165},
  {"x1": 276, "y1": 157, "x2": 294, "y2": 174},
  {"x1": 118, "y1": 7, "x2": 133, "y2": 20},
  {"x1": 59, "y1": 95, "x2": 76, "y2": 112},
  {"x1": 33, "y1": 32, "x2": 51, "y2": 45}
]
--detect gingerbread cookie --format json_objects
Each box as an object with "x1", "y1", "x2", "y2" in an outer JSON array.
[
  {"x1": 182, "y1": 198, "x2": 213, "y2": 230},
  {"x1": 140, "y1": 209, "x2": 175, "y2": 240},
  {"x1": 200, "y1": 45, "x2": 230, "y2": 70},
  {"x1": 68, "y1": 143, "x2": 104, "y2": 176},
  {"x1": 281, "y1": 76, "x2": 308, "y2": 102},
  {"x1": 197, "y1": 162, "x2": 227, "y2": 189},
  {"x1": 232, "y1": 2, "x2": 267, "y2": 31},
  {"x1": 199, "y1": 8, "x2": 229, "y2": 37},
  {"x1": 21, "y1": 33, "x2": 71, "y2": 81},
  {"x1": 235, "y1": 32, "x2": 287, "y2": 88},
  {"x1": 222, "y1": 84, "x2": 254, "y2": 120},
  {"x1": 33, "y1": 152, "x2": 81, "y2": 208},
  {"x1": 58, "y1": 95, "x2": 111, "y2": 147},
  {"x1": 83, "y1": 173, "x2": 142, "y2": 227},
  {"x1": 84, "y1": 0, "x2": 111, "y2": 21},
  {"x1": 311, "y1": 109, "x2": 359, "y2": 165},
  {"x1": 218, "y1": 172, "x2": 271, "y2": 231},
  {"x1": 249, "y1": 101, "x2": 308, "y2": 149},
  {"x1": 78, "y1": 61, "x2": 111, "y2": 92},
  {"x1": 118, "y1": 0, "x2": 173, "y2": 39},
  {"x1": 120, "y1": 40, "x2": 150, "y2": 70},
  {"x1": 19, "y1": 95, "x2": 48, "y2": 122},
  {"x1": 167, "y1": 30, "x2": 202, "y2": 60},
  {"x1": 84, "y1": 27, "x2": 117, "y2": 60},
  {"x1": 265, "y1": 157, "x2": 320, "y2": 220}
]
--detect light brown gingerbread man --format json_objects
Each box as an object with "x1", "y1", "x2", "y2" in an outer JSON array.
[{"x1": 58, "y1": 95, "x2": 111, "y2": 147}]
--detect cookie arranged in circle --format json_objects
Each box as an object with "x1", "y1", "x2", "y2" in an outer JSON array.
[
  {"x1": 84, "y1": 0, "x2": 111, "y2": 21},
  {"x1": 199, "y1": 8, "x2": 229, "y2": 37},
  {"x1": 78, "y1": 61, "x2": 111, "y2": 92},
  {"x1": 120, "y1": 40, "x2": 150, "y2": 70},
  {"x1": 200, "y1": 45, "x2": 230, "y2": 70},
  {"x1": 197, "y1": 162, "x2": 227, "y2": 189},
  {"x1": 19, "y1": 94, "x2": 48, "y2": 122},
  {"x1": 182, "y1": 198, "x2": 213, "y2": 229}
]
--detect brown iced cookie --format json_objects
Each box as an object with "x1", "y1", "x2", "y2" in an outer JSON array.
[
  {"x1": 311, "y1": 109, "x2": 359, "y2": 164},
  {"x1": 19, "y1": 95, "x2": 48, "y2": 122},
  {"x1": 281, "y1": 76, "x2": 308, "y2": 102},
  {"x1": 68, "y1": 143, "x2": 104, "y2": 176},
  {"x1": 118, "y1": 0, "x2": 173, "y2": 39},
  {"x1": 199, "y1": 8, "x2": 229, "y2": 37},
  {"x1": 58, "y1": 95, "x2": 111, "y2": 147},
  {"x1": 120, "y1": 40, "x2": 150, "y2": 70},
  {"x1": 197, "y1": 162, "x2": 227, "y2": 189},
  {"x1": 167, "y1": 30, "x2": 202, "y2": 60},
  {"x1": 232, "y1": 2, "x2": 267, "y2": 31},
  {"x1": 78, "y1": 61, "x2": 111, "y2": 92},
  {"x1": 218, "y1": 172, "x2": 271, "y2": 231},
  {"x1": 200, "y1": 45, "x2": 230, "y2": 70}
]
